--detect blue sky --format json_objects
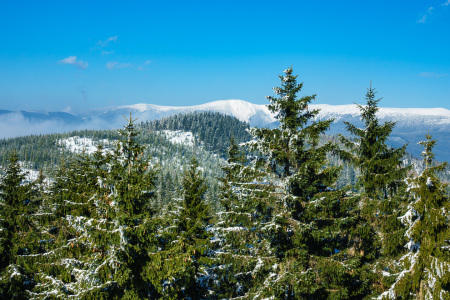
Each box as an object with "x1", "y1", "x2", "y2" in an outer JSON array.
[{"x1": 0, "y1": 0, "x2": 449, "y2": 114}]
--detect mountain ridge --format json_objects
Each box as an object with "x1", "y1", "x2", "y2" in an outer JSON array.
[{"x1": 2, "y1": 99, "x2": 450, "y2": 162}]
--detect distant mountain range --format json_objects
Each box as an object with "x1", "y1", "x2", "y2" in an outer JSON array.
[{"x1": 2, "y1": 100, "x2": 450, "y2": 162}]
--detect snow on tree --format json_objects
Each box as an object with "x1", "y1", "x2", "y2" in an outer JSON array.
[
  {"x1": 213, "y1": 137, "x2": 278, "y2": 298},
  {"x1": 143, "y1": 157, "x2": 214, "y2": 299},
  {"x1": 338, "y1": 86, "x2": 413, "y2": 297},
  {"x1": 380, "y1": 133, "x2": 450, "y2": 299},
  {"x1": 0, "y1": 151, "x2": 39, "y2": 299},
  {"x1": 12, "y1": 115, "x2": 160, "y2": 299},
  {"x1": 215, "y1": 68, "x2": 374, "y2": 299},
  {"x1": 339, "y1": 86, "x2": 410, "y2": 200}
]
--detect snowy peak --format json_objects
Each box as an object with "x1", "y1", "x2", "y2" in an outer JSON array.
[
  {"x1": 192, "y1": 100, "x2": 274, "y2": 124},
  {"x1": 83, "y1": 99, "x2": 276, "y2": 127}
]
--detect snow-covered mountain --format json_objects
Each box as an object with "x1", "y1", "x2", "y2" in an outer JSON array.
[
  {"x1": 310, "y1": 104, "x2": 450, "y2": 163},
  {"x1": 81, "y1": 99, "x2": 275, "y2": 128},
  {"x1": 82, "y1": 99, "x2": 450, "y2": 162},
  {"x1": 2, "y1": 100, "x2": 450, "y2": 162}
]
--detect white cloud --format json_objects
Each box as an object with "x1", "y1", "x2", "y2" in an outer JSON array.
[
  {"x1": 97, "y1": 36, "x2": 118, "y2": 47},
  {"x1": 101, "y1": 50, "x2": 114, "y2": 55},
  {"x1": 418, "y1": 3, "x2": 448, "y2": 23},
  {"x1": 106, "y1": 62, "x2": 118, "y2": 70},
  {"x1": 417, "y1": 6, "x2": 433, "y2": 23},
  {"x1": 419, "y1": 72, "x2": 448, "y2": 78},
  {"x1": 58, "y1": 56, "x2": 88, "y2": 69},
  {"x1": 106, "y1": 61, "x2": 132, "y2": 70},
  {"x1": 106, "y1": 60, "x2": 152, "y2": 71},
  {"x1": 0, "y1": 113, "x2": 123, "y2": 139},
  {"x1": 417, "y1": 15, "x2": 427, "y2": 23}
]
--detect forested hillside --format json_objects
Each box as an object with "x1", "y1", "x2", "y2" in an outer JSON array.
[{"x1": 0, "y1": 68, "x2": 449, "y2": 299}]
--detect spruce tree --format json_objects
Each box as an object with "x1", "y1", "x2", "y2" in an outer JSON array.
[
  {"x1": 0, "y1": 152, "x2": 37, "y2": 299},
  {"x1": 217, "y1": 67, "x2": 372, "y2": 298},
  {"x1": 102, "y1": 114, "x2": 159, "y2": 299},
  {"x1": 144, "y1": 157, "x2": 214, "y2": 299},
  {"x1": 214, "y1": 137, "x2": 277, "y2": 298},
  {"x1": 339, "y1": 86, "x2": 412, "y2": 297},
  {"x1": 19, "y1": 115, "x2": 160, "y2": 299},
  {"x1": 261, "y1": 68, "x2": 374, "y2": 299},
  {"x1": 339, "y1": 86, "x2": 409, "y2": 199},
  {"x1": 382, "y1": 134, "x2": 450, "y2": 299}
]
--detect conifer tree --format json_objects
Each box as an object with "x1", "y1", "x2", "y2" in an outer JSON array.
[
  {"x1": 0, "y1": 152, "x2": 37, "y2": 299},
  {"x1": 18, "y1": 115, "x2": 160, "y2": 299},
  {"x1": 338, "y1": 86, "x2": 412, "y2": 297},
  {"x1": 261, "y1": 68, "x2": 376, "y2": 299},
  {"x1": 101, "y1": 114, "x2": 159, "y2": 299},
  {"x1": 339, "y1": 86, "x2": 409, "y2": 199},
  {"x1": 144, "y1": 157, "x2": 213, "y2": 299},
  {"x1": 382, "y1": 134, "x2": 450, "y2": 299},
  {"x1": 214, "y1": 137, "x2": 277, "y2": 298},
  {"x1": 218, "y1": 67, "x2": 372, "y2": 298}
]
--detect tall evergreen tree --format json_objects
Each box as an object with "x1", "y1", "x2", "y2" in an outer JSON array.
[
  {"x1": 0, "y1": 152, "x2": 37, "y2": 299},
  {"x1": 339, "y1": 86, "x2": 409, "y2": 199},
  {"x1": 17, "y1": 115, "x2": 160, "y2": 299},
  {"x1": 144, "y1": 157, "x2": 214, "y2": 299},
  {"x1": 102, "y1": 114, "x2": 159, "y2": 299},
  {"x1": 381, "y1": 134, "x2": 450, "y2": 299},
  {"x1": 216, "y1": 67, "x2": 372, "y2": 299},
  {"x1": 338, "y1": 86, "x2": 413, "y2": 297},
  {"x1": 214, "y1": 137, "x2": 277, "y2": 298}
]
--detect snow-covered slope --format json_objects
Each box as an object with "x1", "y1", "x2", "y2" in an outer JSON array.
[
  {"x1": 82, "y1": 100, "x2": 275, "y2": 128},
  {"x1": 310, "y1": 104, "x2": 450, "y2": 162},
  {"x1": 313, "y1": 104, "x2": 450, "y2": 126},
  {"x1": 84, "y1": 100, "x2": 450, "y2": 129}
]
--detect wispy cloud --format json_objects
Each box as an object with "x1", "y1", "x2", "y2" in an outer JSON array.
[
  {"x1": 417, "y1": 6, "x2": 433, "y2": 23},
  {"x1": 417, "y1": 15, "x2": 428, "y2": 23},
  {"x1": 418, "y1": 2, "x2": 449, "y2": 23},
  {"x1": 59, "y1": 56, "x2": 88, "y2": 69},
  {"x1": 101, "y1": 50, "x2": 114, "y2": 56},
  {"x1": 107, "y1": 60, "x2": 153, "y2": 70},
  {"x1": 106, "y1": 61, "x2": 133, "y2": 70},
  {"x1": 419, "y1": 72, "x2": 448, "y2": 78},
  {"x1": 97, "y1": 36, "x2": 118, "y2": 47},
  {"x1": 0, "y1": 112, "x2": 123, "y2": 139}
]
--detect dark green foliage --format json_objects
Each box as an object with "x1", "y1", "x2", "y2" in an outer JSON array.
[
  {"x1": 214, "y1": 137, "x2": 277, "y2": 298},
  {"x1": 392, "y1": 134, "x2": 450, "y2": 299},
  {"x1": 144, "y1": 157, "x2": 213, "y2": 299},
  {"x1": 147, "y1": 111, "x2": 251, "y2": 155},
  {"x1": 0, "y1": 115, "x2": 161, "y2": 299},
  {"x1": 339, "y1": 86, "x2": 410, "y2": 199},
  {"x1": 337, "y1": 86, "x2": 414, "y2": 298},
  {"x1": 214, "y1": 68, "x2": 376, "y2": 299},
  {"x1": 0, "y1": 152, "x2": 38, "y2": 299}
]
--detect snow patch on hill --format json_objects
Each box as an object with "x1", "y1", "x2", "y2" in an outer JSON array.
[
  {"x1": 158, "y1": 130, "x2": 195, "y2": 147},
  {"x1": 58, "y1": 137, "x2": 112, "y2": 155}
]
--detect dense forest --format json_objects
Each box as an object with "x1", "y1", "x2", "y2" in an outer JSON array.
[{"x1": 0, "y1": 68, "x2": 449, "y2": 299}]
